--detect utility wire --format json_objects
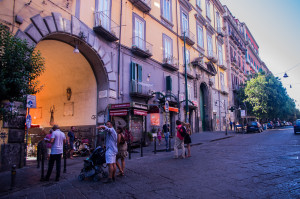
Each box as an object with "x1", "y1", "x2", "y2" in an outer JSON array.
[{"x1": 274, "y1": 62, "x2": 300, "y2": 75}]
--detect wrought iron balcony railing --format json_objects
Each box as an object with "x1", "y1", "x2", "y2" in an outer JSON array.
[
  {"x1": 180, "y1": 30, "x2": 195, "y2": 46},
  {"x1": 162, "y1": 54, "x2": 179, "y2": 70},
  {"x1": 94, "y1": 11, "x2": 120, "y2": 42},
  {"x1": 130, "y1": 80, "x2": 153, "y2": 98},
  {"x1": 131, "y1": 36, "x2": 153, "y2": 58},
  {"x1": 207, "y1": 50, "x2": 218, "y2": 63}
]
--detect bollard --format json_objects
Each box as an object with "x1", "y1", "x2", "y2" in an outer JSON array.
[
  {"x1": 154, "y1": 137, "x2": 157, "y2": 154},
  {"x1": 37, "y1": 144, "x2": 40, "y2": 169},
  {"x1": 10, "y1": 165, "x2": 16, "y2": 189},
  {"x1": 40, "y1": 146, "x2": 45, "y2": 181},
  {"x1": 128, "y1": 140, "x2": 131, "y2": 160},
  {"x1": 140, "y1": 138, "x2": 143, "y2": 157},
  {"x1": 169, "y1": 136, "x2": 171, "y2": 152},
  {"x1": 63, "y1": 144, "x2": 67, "y2": 173}
]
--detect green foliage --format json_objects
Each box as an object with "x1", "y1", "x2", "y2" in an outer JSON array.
[
  {"x1": 238, "y1": 72, "x2": 298, "y2": 121},
  {"x1": 0, "y1": 24, "x2": 45, "y2": 118}
]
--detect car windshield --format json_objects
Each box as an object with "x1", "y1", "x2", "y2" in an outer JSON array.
[
  {"x1": 296, "y1": 120, "x2": 300, "y2": 125},
  {"x1": 248, "y1": 122, "x2": 257, "y2": 126}
]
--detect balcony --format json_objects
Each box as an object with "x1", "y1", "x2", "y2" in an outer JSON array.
[
  {"x1": 130, "y1": 80, "x2": 153, "y2": 99},
  {"x1": 128, "y1": 0, "x2": 151, "y2": 13},
  {"x1": 162, "y1": 54, "x2": 179, "y2": 71},
  {"x1": 221, "y1": 86, "x2": 229, "y2": 95},
  {"x1": 179, "y1": 30, "x2": 195, "y2": 46},
  {"x1": 218, "y1": 59, "x2": 227, "y2": 70},
  {"x1": 216, "y1": 27, "x2": 224, "y2": 37},
  {"x1": 231, "y1": 57, "x2": 237, "y2": 66},
  {"x1": 131, "y1": 36, "x2": 153, "y2": 58},
  {"x1": 191, "y1": 57, "x2": 205, "y2": 68},
  {"x1": 93, "y1": 12, "x2": 120, "y2": 42},
  {"x1": 182, "y1": 65, "x2": 195, "y2": 79},
  {"x1": 207, "y1": 50, "x2": 218, "y2": 63}
]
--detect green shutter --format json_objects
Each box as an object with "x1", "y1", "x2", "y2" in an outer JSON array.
[
  {"x1": 137, "y1": 64, "x2": 142, "y2": 93},
  {"x1": 166, "y1": 76, "x2": 172, "y2": 91},
  {"x1": 131, "y1": 62, "x2": 136, "y2": 92}
]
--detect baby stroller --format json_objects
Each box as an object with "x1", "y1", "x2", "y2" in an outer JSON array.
[{"x1": 78, "y1": 146, "x2": 108, "y2": 182}]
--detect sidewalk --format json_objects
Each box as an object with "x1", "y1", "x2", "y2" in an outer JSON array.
[{"x1": 0, "y1": 130, "x2": 237, "y2": 197}]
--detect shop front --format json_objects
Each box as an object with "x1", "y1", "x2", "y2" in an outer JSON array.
[{"x1": 109, "y1": 102, "x2": 148, "y2": 143}]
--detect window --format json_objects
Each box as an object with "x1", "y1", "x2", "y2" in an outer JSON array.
[
  {"x1": 162, "y1": 0, "x2": 172, "y2": 22},
  {"x1": 166, "y1": 76, "x2": 172, "y2": 91},
  {"x1": 183, "y1": 48, "x2": 190, "y2": 65},
  {"x1": 133, "y1": 14, "x2": 145, "y2": 50},
  {"x1": 220, "y1": 72, "x2": 224, "y2": 90},
  {"x1": 216, "y1": 12, "x2": 221, "y2": 32},
  {"x1": 196, "y1": 0, "x2": 201, "y2": 9},
  {"x1": 163, "y1": 34, "x2": 173, "y2": 62},
  {"x1": 207, "y1": 34, "x2": 213, "y2": 57},
  {"x1": 218, "y1": 44, "x2": 223, "y2": 65},
  {"x1": 181, "y1": 11, "x2": 189, "y2": 35},
  {"x1": 131, "y1": 62, "x2": 143, "y2": 93},
  {"x1": 197, "y1": 25, "x2": 204, "y2": 48},
  {"x1": 206, "y1": 0, "x2": 211, "y2": 20},
  {"x1": 188, "y1": 84, "x2": 192, "y2": 100},
  {"x1": 194, "y1": 80, "x2": 197, "y2": 98},
  {"x1": 96, "y1": 0, "x2": 111, "y2": 30}
]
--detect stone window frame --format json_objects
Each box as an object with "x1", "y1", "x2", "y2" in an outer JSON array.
[
  {"x1": 162, "y1": 33, "x2": 173, "y2": 59},
  {"x1": 206, "y1": 0, "x2": 211, "y2": 22},
  {"x1": 132, "y1": 13, "x2": 146, "y2": 43},
  {"x1": 160, "y1": 0, "x2": 173, "y2": 27}
]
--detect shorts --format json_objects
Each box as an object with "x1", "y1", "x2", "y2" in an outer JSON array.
[
  {"x1": 69, "y1": 142, "x2": 74, "y2": 150},
  {"x1": 105, "y1": 153, "x2": 116, "y2": 164}
]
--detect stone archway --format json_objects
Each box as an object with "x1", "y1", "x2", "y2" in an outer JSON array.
[{"x1": 15, "y1": 12, "x2": 117, "y2": 122}]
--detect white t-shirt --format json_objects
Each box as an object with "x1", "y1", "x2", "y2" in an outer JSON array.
[{"x1": 51, "y1": 129, "x2": 66, "y2": 154}]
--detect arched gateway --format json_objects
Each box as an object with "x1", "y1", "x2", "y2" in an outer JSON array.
[{"x1": 15, "y1": 13, "x2": 117, "y2": 146}]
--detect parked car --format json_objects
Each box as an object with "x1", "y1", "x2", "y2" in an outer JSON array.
[
  {"x1": 246, "y1": 121, "x2": 263, "y2": 133},
  {"x1": 293, "y1": 119, "x2": 300, "y2": 134}
]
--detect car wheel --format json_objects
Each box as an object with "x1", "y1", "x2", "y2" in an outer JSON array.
[
  {"x1": 78, "y1": 173, "x2": 85, "y2": 181},
  {"x1": 93, "y1": 175, "x2": 100, "y2": 182}
]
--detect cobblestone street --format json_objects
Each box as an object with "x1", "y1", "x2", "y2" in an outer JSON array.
[{"x1": 0, "y1": 127, "x2": 299, "y2": 199}]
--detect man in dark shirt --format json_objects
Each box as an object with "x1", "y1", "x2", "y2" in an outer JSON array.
[{"x1": 68, "y1": 126, "x2": 75, "y2": 159}]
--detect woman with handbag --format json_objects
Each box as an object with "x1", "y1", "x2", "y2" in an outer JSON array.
[
  {"x1": 116, "y1": 127, "x2": 128, "y2": 176},
  {"x1": 183, "y1": 123, "x2": 192, "y2": 157}
]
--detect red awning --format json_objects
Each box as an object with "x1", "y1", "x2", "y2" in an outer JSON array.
[
  {"x1": 134, "y1": 109, "x2": 148, "y2": 116},
  {"x1": 110, "y1": 109, "x2": 128, "y2": 116}
]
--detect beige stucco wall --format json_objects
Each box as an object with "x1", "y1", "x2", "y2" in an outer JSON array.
[{"x1": 32, "y1": 40, "x2": 97, "y2": 128}]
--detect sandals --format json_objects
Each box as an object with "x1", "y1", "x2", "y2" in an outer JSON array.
[{"x1": 117, "y1": 172, "x2": 124, "y2": 177}]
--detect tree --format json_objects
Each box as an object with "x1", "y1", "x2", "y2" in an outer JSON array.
[
  {"x1": 238, "y1": 72, "x2": 298, "y2": 121},
  {"x1": 0, "y1": 24, "x2": 45, "y2": 119}
]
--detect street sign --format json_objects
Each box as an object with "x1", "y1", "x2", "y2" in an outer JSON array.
[
  {"x1": 26, "y1": 95, "x2": 36, "y2": 108},
  {"x1": 26, "y1": 114, "x2": 32, "y2": 129},
  {"x1": 241, "y1": 110, "x2": 246, "y2": 117},
  {"x1": 165, "y1": 101, "x2": 169, "y2": 113}
]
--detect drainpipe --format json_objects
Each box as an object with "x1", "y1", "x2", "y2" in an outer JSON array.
[{"x1": 117, "y1": 0, "x2": 123, "y2": 99}]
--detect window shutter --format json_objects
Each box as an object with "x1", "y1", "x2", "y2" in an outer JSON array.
[
  {"x1": 131, "y1": 62, "x2": 136, "y2": 92},
  {"x1": 166, "y1": 76, "x2": 172, "y2": 91},
  {"x1": 137, "y1": 64, "x2": 142, "y2": 93}
]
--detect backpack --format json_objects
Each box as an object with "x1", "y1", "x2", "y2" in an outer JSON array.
[{"x1": 179, "y1": 126, "x2": 187, "y2": 138}]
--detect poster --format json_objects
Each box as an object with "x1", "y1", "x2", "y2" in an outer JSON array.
[{"x1": 150, "y1": 113, "x2": 160, "y2": 126}]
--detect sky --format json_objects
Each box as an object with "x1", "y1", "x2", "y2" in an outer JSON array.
[{"x1": 220, "y1": 0, "x2": 300, "y2": 108}]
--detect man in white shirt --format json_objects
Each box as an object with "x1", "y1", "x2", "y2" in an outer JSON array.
[
  {"x1": 97, "y1": 121, "x2": 118, "y2": 183},
  {"x1": 45, "y1": 125, "x2": 66, "y2": 181}
]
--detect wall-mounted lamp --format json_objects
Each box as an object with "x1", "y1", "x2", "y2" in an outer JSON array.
[
  {"x1": 73, "y1": 45, "x2": 79, "y2": 53},
  {"x1": 66, "y1": 87, "x2": 72, "y2": 101}
]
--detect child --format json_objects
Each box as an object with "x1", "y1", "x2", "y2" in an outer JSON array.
[{"x1": 157, "y1": 128, "x2": 162, "y2": 145}]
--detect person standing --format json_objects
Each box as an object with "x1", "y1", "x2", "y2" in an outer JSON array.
[
  {"x1": 230, "y1": 120, "x2": 233, "y2": 131},
  {"x1": 163, "y1": 123, "x2": 170, "y2": 151},
  {"x1": 157, "y1": 128, "x2": 162, "y2": 145},
  {"x1": 116, "y1": 127, "x2": 128, "y2": 176},
  {"x1": 97, "y1": 121, "x2": 118, "y2": 183},
  {"x1": 45, "y1": 125, "x2": 66, "y2": 182},
  {"x1": 44, "y1": 129, "x2": 53, "y2": 160},
  {"x1": 184, "y1": 123, "x2": 192, "y2": 157},
  {"x1": 174, "y1": 120, "x2": 185, "y2": 159},
  {"x1": 68, "y1": 126, "x2": 75, "y2": 159}
]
